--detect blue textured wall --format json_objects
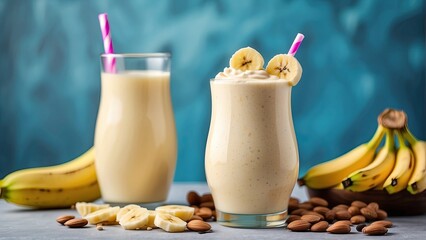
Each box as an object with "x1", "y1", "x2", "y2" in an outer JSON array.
[{"x1": 0, "y1": 0, "x2": 425, "y2": 181}]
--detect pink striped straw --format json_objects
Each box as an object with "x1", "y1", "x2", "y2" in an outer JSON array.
[
  {"x1": 288, "y1": 33, "x2": 304, "y2": 56},
  {"x1": 98, "y1": 13, "x2": 116, "y2": 73}
]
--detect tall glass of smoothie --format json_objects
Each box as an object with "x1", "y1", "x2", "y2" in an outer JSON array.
[
  {"x1": 95, "y1": 53, "x2": 177, "y2": 204},
  {"x1": 205, "y1": 47, "x2": 302, "y2": 228}
]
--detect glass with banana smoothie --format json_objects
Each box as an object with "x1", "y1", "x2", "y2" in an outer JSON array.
[
  {"x1": 205, "y1": 47, "x2": 302, "y2": 228},
  {"x1": 95, "y1": 54, "x2": 177, "y2": 204}
]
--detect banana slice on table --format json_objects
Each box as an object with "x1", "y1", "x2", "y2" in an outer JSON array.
[
  {"x1": 75, "y1": 202, "x2": 110, "y2": 217},
  {"x1": 147, "y1": 210, "x2": 158, "y2": 228},
  {"x1": 155, "y1": 205, "x2": 194, "y2": 221},
  {"x1": 119, "y1": 207, "x2": 150, "y2": 230},
  {"x1": 229, "y1": 47, "x2": 264, "y2": 71},
  {"x1": 266, "y1": 54, "x2": 302, "y2": 86},
  {"x1": 154, "y1": 213, "x2": 187, "y2": 233},
  {"x1": 116, "y1": 204, "x2": 144, "y2": 222},
  {"x1": 84, "y1": 206, "x2": 120, "y2": 225}
]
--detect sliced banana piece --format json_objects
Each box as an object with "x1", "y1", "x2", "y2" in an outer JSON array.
[
  {"x1": 147, "y1": 210, "x2": 157, "y2": 228},
  {"x1": 75, "y1": 202, "x2": 110, "y2": 217},
  {"x1": 116, "y1": 204, "x2": 144, "y2": 222},
  {"x1": 154, "y1": 213, "x2": 187, "y2": 233},
  {"x1": 155, "y1": 205, "x2": 194, "y2": 221},
  {"x1": 266, "y1": 54, "x2": 302, "y2": 86},
  {"x1": 119, "y1": 207, "x2": 150, "y2": 230},
  {"x1": 229, "y1": 47, "x2": 264, "y2": 71},
  {"x1": 84, "y1": 206, "x2": 120, "y2": 225}
]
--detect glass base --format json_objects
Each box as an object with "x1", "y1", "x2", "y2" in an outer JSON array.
[{"x1": 216, "y1": 209, "x2": 288, "y2": 228}]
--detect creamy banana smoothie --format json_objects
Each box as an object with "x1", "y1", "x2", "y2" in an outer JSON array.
[
  {"x1": 205, "y1": 47, "x2": 302, "y2": 228},
  {"x1": 95, "y1": 54, "x2": 177, "y2": 204}
]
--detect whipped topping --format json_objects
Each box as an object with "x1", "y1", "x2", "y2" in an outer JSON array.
[{"x1": 215, "y1": 67, "x2": 279, "y2": 80}]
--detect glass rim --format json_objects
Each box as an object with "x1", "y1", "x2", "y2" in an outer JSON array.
[{"x1": 101, "y1": 53, "x2": 170, "y2": 58}]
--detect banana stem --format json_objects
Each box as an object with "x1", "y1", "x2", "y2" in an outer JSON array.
[
  {"x1": 402, "y1": 126, "x2": 418, "y2": 146},
  {"x1": 367, "y1": 125, "x2": 386, "y2": 149},
  {"x1": 384, "y1": 129, "x2": 394, "y2": 151},
  {"x1": 396, "y1": 130, "x2": 408, "y2": 149}
]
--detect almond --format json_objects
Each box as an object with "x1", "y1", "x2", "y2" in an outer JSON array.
[
  {"x1": 187, "y1": 191, "x2": 201, "y2": 205},
  {"x1": 335, "y1": 210, "x2": 351, "y2": 220},
  {"x1": 189, "y1": 215, "x2": 203, "y2": 221},
  {"x1": 286, "y1": 215, "x2": 301, "y2": 224},
  {"x1": 361, "y1": 207, "x2": 377, "y2": 220},
  {"x1": 313, "y1": 206, "x2": 330, "y2": 216},
  {"x1": 350, "y1": 215, "x2": 366, "y2": 224},
  {"x1": 309, "y1": 197, "x2": 328, "y2": 207},
  {"x1": 64, "y1": 218, "x2": 88, "y2": 228},
  {"x1": 288, "y1": 197, "x2": 300, "y2": 211},
  {"x1": 187, "y1": 220, "x2": 211, "y2": 232},
  {"x1": 367, "y1": 202, "x2": 379, "y2": 211},
  {"x1": 298, "y1": 202, "x2": 314, "y2": 210},
  {"x1": 351, "y1": 200, "x2": 367, "y2": 209},
  {"x1": 56, "y1": 215, "x2": 75, "y2": 225},
  {"x1": 191, "y1": 205, "x2": 200, "y2": 214},
  {"x1": 370, "y1": 220, "x2": 393, "y2": 228},
  {"x1": 311, "y1": 221, "x2": 329, "y2": 232},
  {"x1": 376, "y1": 209, "x2": 388, "y2": 220},
  {"x1": 200, "y1": 193, "x2": 213, "y2": 203},
  {"x1": 332, "y1": 204, "x2": 349, "y2": 211},
  {"x1": 291, "y1": 208, "x2": 308, "y2": 216},
  {"x1": 348, "y1": 206, "x2": 360, "y2": 216},
  {"x1": 200, "y1": 201, "x2": 215, "y2": 210},
  {"x1": 362, "y1": 225, "x2": 388, "y2": 235},
  {"x1": 196, "y1": 207, "x2": 213, "y2": 220},
  {"x1": 287, "y1": 220, "x2": 310, "y2": 232},
  {"x1": 327, "y1": 223, "x2": 351, "y2": 234},
  {"x1": 300, "y1": 214, "x2": 321, "y2": 224},
  {"x1": 325, "y1": 210, "x2": 336, "y2": 222},
  {"x1": 302, "y1": 211, "x2": 324, "y2": 220},
  {"x1": 334, "y1": 220, "x2": 351, "y2": 226}
]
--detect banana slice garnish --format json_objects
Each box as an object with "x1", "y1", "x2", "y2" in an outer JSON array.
[
  {"x1": 229, "y1": 47, "x2": 264, "y2": 71},
  {"x1": 119, "y1": 207, "x2": 150, "y2": 230},
  {"x1": 84, "y1": 206, "x2": 120, "y2": 225},
  {"x1": 155, "y1": 205, "x2": 194, "y2": 222},
  {"x1": 266, "y1": 54, "x2": 302, "y2": 86},
  {"x1": 147, "y1": 210, "x2": 158, "y2": 228},
  {"x1": 116, "y1": 204, "x2": 144, "y2": 222},
  {"x1": 75, "y1": 202, "x2": 110, "y2": 217},
  {"x1": 154, "y1": 213, "x2": 187, "y2": 233}
]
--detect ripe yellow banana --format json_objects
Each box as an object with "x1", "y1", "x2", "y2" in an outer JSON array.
[
  {"x1": 298, "y1": 125, "x2": 385, "y2": 189},
  {"x1": 383, "y1": 130, "x2": 414, "y2": 194},
  {"x1": 404, "y1": 127, "x2": 426, "y2": 194},
  {"x1": 342, "y1": 129, "x2": 396, "y2": 192},
  {"x1": 0, "y1": 148, "x2": 101, "y2": 208}
]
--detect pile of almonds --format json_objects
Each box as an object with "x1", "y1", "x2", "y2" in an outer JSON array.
[
  {"x1": 186, "y1": 191, "x2": 216, "y2": 224},
  {"x1": 185, "y1": 191, "x2": 215, "y2": 233},
  {"x1": 287, "y1": 196, "x2": 392, "y2": 235}
]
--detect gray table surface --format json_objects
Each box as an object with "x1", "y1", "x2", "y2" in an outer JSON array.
[{"x1": 1, "y1": 182, "x2": 425, "y2": 239}]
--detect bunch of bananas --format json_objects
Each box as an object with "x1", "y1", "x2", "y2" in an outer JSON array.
[
  {"x1": 299, "y1": 109, "x2": 426, "y2": 195},
  {"x1": 0, "y1": 148, "x2": 100, "y2": 208}
]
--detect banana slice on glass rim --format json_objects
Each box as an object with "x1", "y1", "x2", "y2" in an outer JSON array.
[
  {"x1": 266, "y1": 54, "x2": 302, "y2": 86},
  {"x1": 229, "y1": 47, "x2": 264, "y2": 71}
]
